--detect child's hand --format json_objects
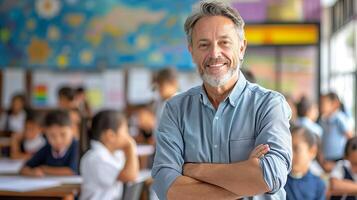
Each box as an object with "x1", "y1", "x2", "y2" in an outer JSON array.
[
  {"x1": 32, "y1": 167, "x2": 45, "y2": 177},
  {"x1": 249, "y1": 144, "x2": 270, "y2": 159}
]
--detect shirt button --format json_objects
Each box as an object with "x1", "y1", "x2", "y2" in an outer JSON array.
[
  {"x1": 214, "y1": 145, "x2": 218, "y2": 148},
  {"x1": 215, "y1": 117, "x2": 219, "y2": 120}
]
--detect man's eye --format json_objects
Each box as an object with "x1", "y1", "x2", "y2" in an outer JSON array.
[
  {"x1": 222, "y1": 41, "x2": 230, "y2": 46},
  {"x1": 199, "y1": 44, "x2": 208, "y2": 48}
]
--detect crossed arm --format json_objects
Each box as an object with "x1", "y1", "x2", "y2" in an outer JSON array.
[{"x1": 167, "y1": 144, "x2": 270, "y2": 200}]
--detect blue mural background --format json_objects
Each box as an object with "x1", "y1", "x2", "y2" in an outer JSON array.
[{"x1": 0, "y1": 0, "x2": 196, "y2": 70}]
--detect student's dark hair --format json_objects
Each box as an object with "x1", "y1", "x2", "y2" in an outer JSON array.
[
  {"x1": 344, "y1": 136, "x2": 357, "y2": 157},
  {"x1": 25, "y1": 109, "x2": 44, "y2": 125},
  {"x1": 290, "y1": 126, "x2": 317, "y2": 148},
  {"x1": 324, "y1": 92, "x2": 346, "y2": 114},
  {"x1": 44, "y1": 110, "x2": 72, "y2": 127},
  {"x1": 296, "y1": 96, "x2": 313, "y2": 117},
  {"x1": 241, "y1": 68, "x2": 256, "y2": 83},
  {"x1": 8, "y1": 93, "x2": 27, "y2": 115},
  {"x1": 89, "y1": 110, "x2": 126, "y2": 141},
  {"x1": 58, "y1": 86, "x2": 75, "y2": 101},
  {"x1": 154, "y1": 67, "x2": 178, "y2": 85},
  {"x1": 75, "y1": 86, "x2": 85, "y2": 94}
]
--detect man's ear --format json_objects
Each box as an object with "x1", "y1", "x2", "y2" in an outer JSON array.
[
  {"x1": 188, "y1": 44, "x2": 193, "y2": 54},
  {"x1": 239, "y1": 39, "x2": 247, "y2": 60}
]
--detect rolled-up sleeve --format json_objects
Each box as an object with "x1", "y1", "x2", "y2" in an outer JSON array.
[
  {"x1": 256, "y1": 94, "x2": 292, "y2": 194},
  {"x1": 152, "y1": 102, "x2": 184, "y2": 200}
]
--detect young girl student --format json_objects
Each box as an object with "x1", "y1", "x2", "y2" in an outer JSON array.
[
  {"x1": 330, "y1": 136, "x2": 357, "y2": 199},
  {"x1": 319, "y1": 92, "x2": 353, "y2": 172},
  {"x1": 80, "y1": 110, "x2": 139, "y2": 200},
  {"x1": 285, "y1": 126, "x2": 326, "y2": 200}
]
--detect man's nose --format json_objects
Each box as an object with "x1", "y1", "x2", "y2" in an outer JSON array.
[{"x1": 208, "y1": 43, "x2": 221, "y2": 58}]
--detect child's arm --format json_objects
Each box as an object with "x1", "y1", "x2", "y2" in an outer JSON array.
[
  {"x1": 330, "y1": 177, "x2": 357, "y2": 195},
  {"x1": 117, "y1": 137, "x2": 139, "y2": 182},
  {"x1": 20, "y1": 145, "x2": 47, "y2": 176},
  {"x1": 20, "y1": 166, "x2": 45, "y2": 177},
  {"x1": 39, "y1": 166, "x2": 75, "y2": 176}
]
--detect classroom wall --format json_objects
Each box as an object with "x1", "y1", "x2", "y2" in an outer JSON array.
[{"x1": 0, "y1": 0, "x2": 320, "y2": 71}]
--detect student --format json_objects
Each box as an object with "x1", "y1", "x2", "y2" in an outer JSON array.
[
  {"x1": 10, "y1": 110, "x2": 46, "y2": 159},
  {"x1": 285, "y1": 94, "x2": 298, "y2": 126},
  {"x1": 285, "y1": 126, "x2": 326, "y2": 200},
  {"x1": 69, "y1": 108, "x2": 82, "y2": 139},
  {"x1": 152, "y1": 67, "x2": 179, "y2": 123},
  {"x1": 135, "y1": 107, "x2": 156, "y2": 145},
  {"x1": 80, "y1": 110, "x2": 139, "y2": 200},
  {"x1": 319, "y1": 92, "x2": 353, "y2": 172},
  {"x1": 20, "y1": 110, "x2": 79, "y2": 176},
  {"x1": 296, "y1": 96, "x2": 323, "y2": 138},
  {"x1": 0, "y1": 93, "x2": 27, "y2": 135},
  {"x1": 330, "y1": 136, "x2": 357, "y2": 199},
  {"x1": 75, "y1": 86, "x2": 92, "y2": 118},
  {"x1": 57, "y1": 86, "x2": 76, "y2": 109}
]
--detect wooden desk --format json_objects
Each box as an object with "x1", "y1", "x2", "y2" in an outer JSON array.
[
  {"x1": 0, "y1": 184, "x2": 80, "y2": 200},
  {"x1": 0, "y1": 176, "x2": 82, "y2": 200}
]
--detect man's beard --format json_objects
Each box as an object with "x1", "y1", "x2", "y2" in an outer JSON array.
[{"x1": 200, "y1": 64, "x2": 238, "y2": 88}]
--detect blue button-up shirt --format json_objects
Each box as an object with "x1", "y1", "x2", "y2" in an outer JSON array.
[{"x1": 152, "y1": 72, "x2": 292, "y2": 200}]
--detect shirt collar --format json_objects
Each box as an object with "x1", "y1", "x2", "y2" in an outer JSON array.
[
  {"x1": 199, "y1": 70, "x2": 247, "y2": 108},
  {"x1": 51, "y1": 146, "x2": 69, "y2": 159},
  {"x1": 227, "y1": 71, "x2": 247, "y2": 107}
]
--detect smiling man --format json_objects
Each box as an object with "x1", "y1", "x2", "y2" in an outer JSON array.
[{"x1": 152, "y1": 1, "x2": 292, "y2": 200}]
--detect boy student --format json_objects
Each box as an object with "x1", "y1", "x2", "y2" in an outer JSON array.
[
  {"x1": 20, "y1": 110, "x2": 79, "y2": 176},
  {"x1": 80, "y1": 110, "x2": 139, "y2": 200},
  {"x1": 10, "y1": 110, "x2": 46, "y2": 159}
]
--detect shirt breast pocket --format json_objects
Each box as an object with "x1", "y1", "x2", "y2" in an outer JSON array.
[{"x1": 229, "y1": 138, "x2": 255, "y2": 162}]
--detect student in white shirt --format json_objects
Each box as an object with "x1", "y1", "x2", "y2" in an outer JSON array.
[{"x1": 80, "y1": 110, "x2": 139, "y2": 200}]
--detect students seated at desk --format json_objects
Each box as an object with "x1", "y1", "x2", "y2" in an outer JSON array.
[
  {"x1": 330, "y1": 136, "x2": 357, "y2": 199},
  {"x1": 20, "y1": 110, "x2": 79, "y2": 176},
  {"x1": 10, "y1": 110, "x2": 46, "y2": 160},
  {"x1": 80, "y1": 110, "x2": 139, "y2": 200}
]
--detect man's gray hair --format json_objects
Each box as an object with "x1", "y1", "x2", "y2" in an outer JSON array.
[{"x1": 184, "y1": 1, "x2": 245, "y2": 45}]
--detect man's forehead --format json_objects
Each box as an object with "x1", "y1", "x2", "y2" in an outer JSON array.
[{"x1": 192, "y1": 17, "x2": 238, "y2": 41}]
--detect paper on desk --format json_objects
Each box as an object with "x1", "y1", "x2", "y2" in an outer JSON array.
[
  {"x1": 0, "y1": 159, "x2": 24, "y2": 174},
  {"x1": 0, "y1": 176, "x2": 61, "y2": 192},
  {"x1": 45, "y1": 176, "x2": 82, "y2": 184}
]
